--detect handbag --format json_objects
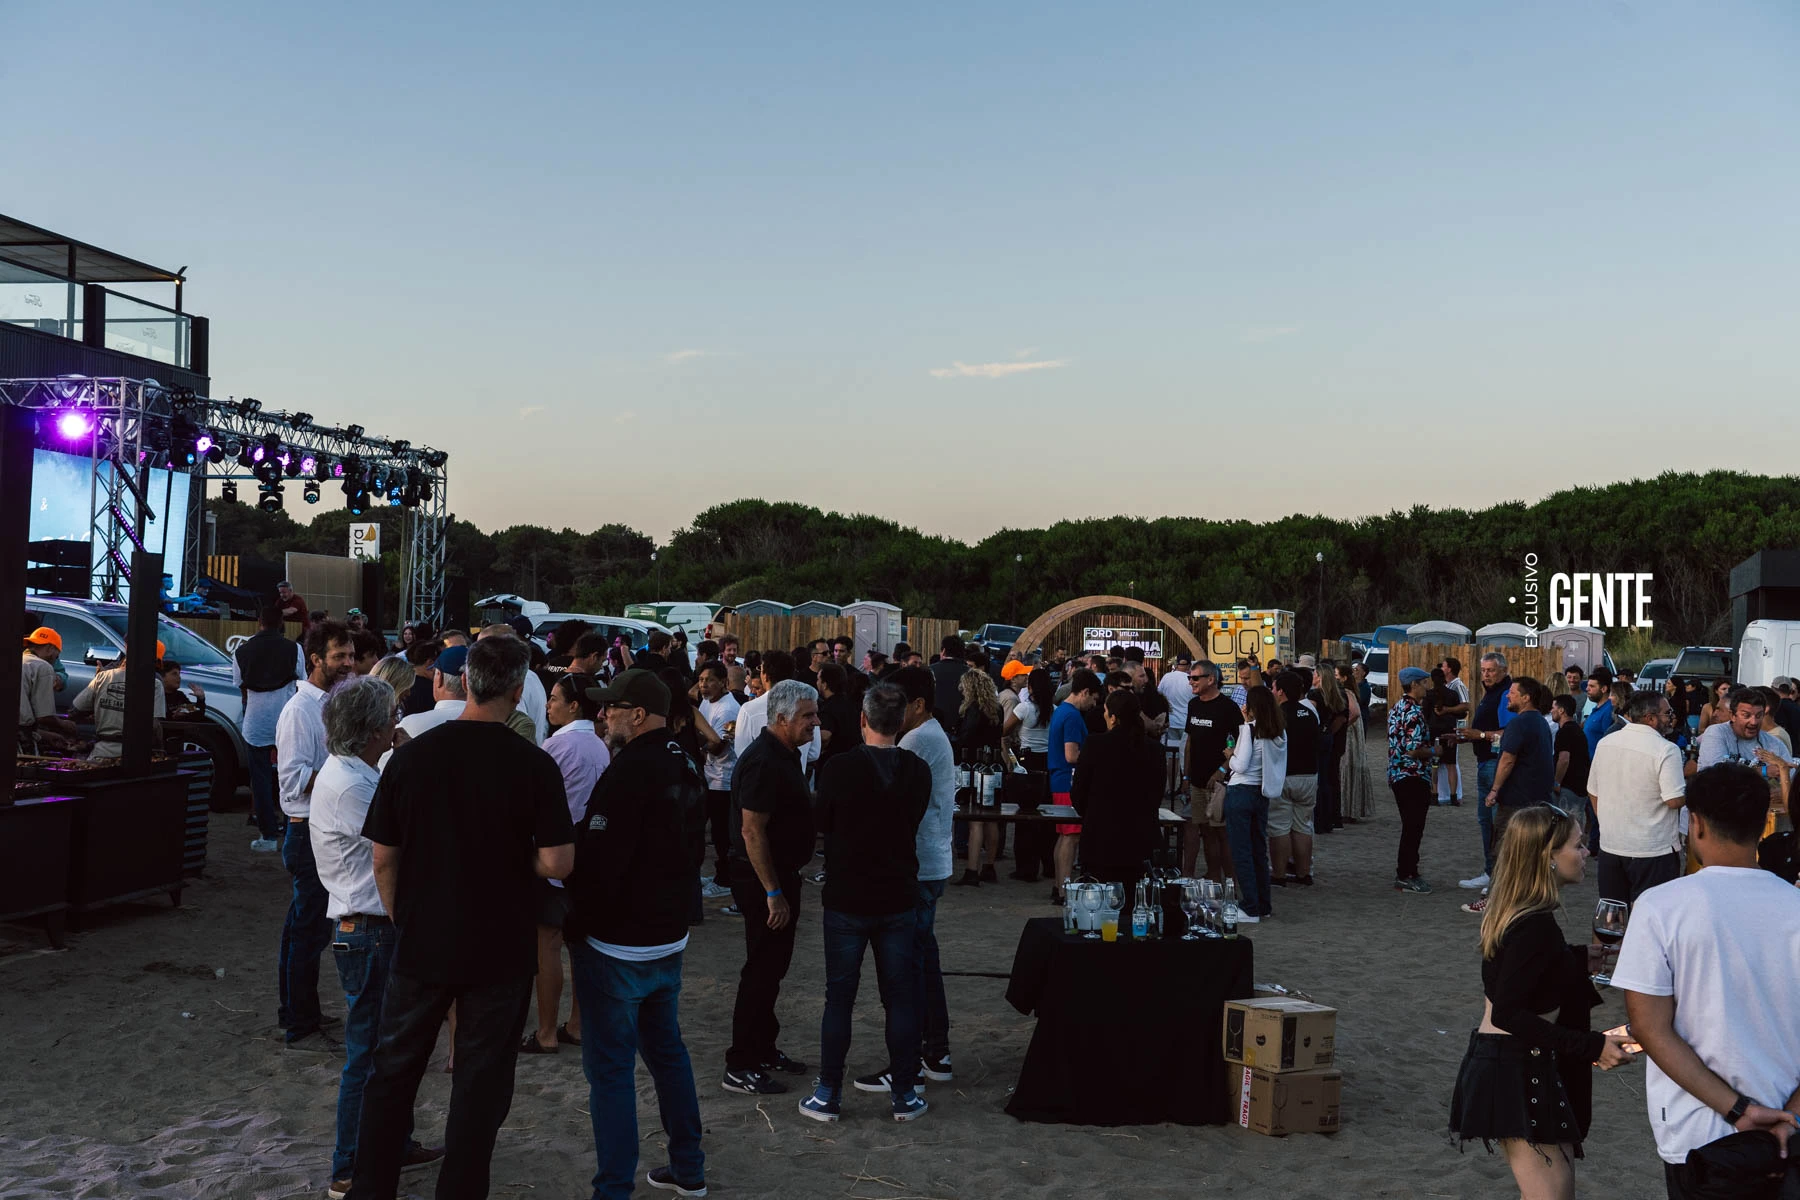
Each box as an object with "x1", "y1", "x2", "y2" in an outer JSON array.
[{"x1": 1258, "y1": 738, "x2": 1287, "y2": 801}]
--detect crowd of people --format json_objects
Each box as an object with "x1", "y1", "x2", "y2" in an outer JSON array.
[{"x1": 22, "y1": 592, "x2": 1800, "y2": 1200}]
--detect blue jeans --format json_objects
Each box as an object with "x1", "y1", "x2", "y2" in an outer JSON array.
[
  {"x1": 1476, "y1": 759, "x2": 1497, "y2": 873},
  {"x1": 278, "y1": 822, "x2": 330, "y2": 1039},
  {"x1": 246, "y1": 743, "x2": 281, "y2": 840},
  {"x1": 1224, "y1": 784, "x2": 1271, "y2": 917},
  {"x1": 571, "y1": 940, "x2": 705, "y2": 1200},
  {"x1": 329, "y1": 917, "x2": 411, "y2": 1180},
  {"x1": 914, "y1": 879, "x2": 949, "y2": 1061},
  {"x1": 821, "y1": 907, "x2": 920, "y2": 1095}
]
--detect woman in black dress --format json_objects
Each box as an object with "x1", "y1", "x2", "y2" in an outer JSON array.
[
  {"x1": 1070, "y1": 691, "x2": 1166, "y2": 896},
  {"x1": 1449, "y1": 804, "x2": 1634, "y2": 1198}
]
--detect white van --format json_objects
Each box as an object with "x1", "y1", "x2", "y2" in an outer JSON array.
[{"x1": 1737, "y1": 621, "x2": 1800, "y2": 687}]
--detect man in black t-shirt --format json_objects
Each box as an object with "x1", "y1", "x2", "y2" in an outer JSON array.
[
  {"x1": 801, "y1": 682, "x2": 933, "y2": 1122},
  {"x1": 1550, "y1": 693, "x2": 1592, "y2": 806},
  {"x1": 927, "y1": 636, "x2": 969, "y2": 740},
  {"x1": 353, "y1": 635, "x2": 574, "y2": 1198},
  {"x1": 1272, "y1": 670, "x2": 1323, "y2": 886},
  {"x1": 815, "y1": 663, "x2": 861, "y2": 767},
  {"x1": 1183, "y1": 660, "x2": 1242, "y2": 882},
  {"x1": 723, "y1": 678, "x2": 822, "y2": 1097}
]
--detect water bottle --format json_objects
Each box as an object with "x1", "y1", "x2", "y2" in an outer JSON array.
[
  {"x1": 1061, "y1": 878, "x2": 1077, "y2": 932},
  {"x1": 1131, "y1": 904, "x2": 1149, "y2": 939},
  {"x1": 1222, "y1": 899, "x2": 1241, "y2": 939}
]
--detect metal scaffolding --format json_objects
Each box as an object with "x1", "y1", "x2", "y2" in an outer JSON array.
[{"x1": 0, "y1": 376, "x2": 450, "y2": 626}]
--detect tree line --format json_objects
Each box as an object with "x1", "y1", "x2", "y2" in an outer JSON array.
[{"x1": 206, "y1": 470, "x2": 1789, "y2": 643}]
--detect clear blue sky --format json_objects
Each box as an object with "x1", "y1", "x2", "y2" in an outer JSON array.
[{"x1": 10, "y1": 1, "x2": 1799, "y2": 543}]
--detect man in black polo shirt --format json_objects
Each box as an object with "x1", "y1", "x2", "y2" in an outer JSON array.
[
  {"x1": 1271, "y1": 670, "x2": 1322, "y2": 887},
  {"x1": 927, "y1": 636, "x2": 969, "y2": 739},
  {"x1": 354, "y1": 635, "x2": 575, "y2": 1199},
  {"x1": 722, "y1": 678, "x2": 821, "y2": 1097}
]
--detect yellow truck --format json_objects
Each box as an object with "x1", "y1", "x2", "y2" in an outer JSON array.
[{"x1": 1195, "y1": 608, "x2": 1296, "y2": 685}]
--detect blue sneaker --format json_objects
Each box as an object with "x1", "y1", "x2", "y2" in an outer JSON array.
[
  {"x1": 891, "y1": 1091, "x2": 929, "y2": 1122},
  {"x1": 798, "y1": 1084, "x2": 841, "y2": 1123}
]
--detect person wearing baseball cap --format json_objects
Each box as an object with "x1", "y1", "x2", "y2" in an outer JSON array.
[
  {"x1": 1387, "y1": 666, "x2": 1437, "y2": 893},
  {"x1": 68, "y1": 636, "x2": 167, "y2": 760},
  {"x1": 20, "y1": 628, "x2": 79, "y2": 747}
]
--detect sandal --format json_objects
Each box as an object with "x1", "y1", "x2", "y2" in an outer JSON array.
[
  {"x1": 557, "y1": 1025, "x2": 582, "y2": 1047},
  {"x1": 518, "y1": 1034, "x2": 557, "y2": 1055}
]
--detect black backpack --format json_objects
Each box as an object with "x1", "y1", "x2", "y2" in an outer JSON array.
[{"x1": 665, "y1": 738, "x2": 708, "y2": 853}]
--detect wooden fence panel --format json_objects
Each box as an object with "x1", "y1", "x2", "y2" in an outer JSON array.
[
  {"x1": 722, "y1": 615, "x2": 855, "y2": 654},
  {"x1": 904, "y1": 619, "x2": 962, "y2": 655}
]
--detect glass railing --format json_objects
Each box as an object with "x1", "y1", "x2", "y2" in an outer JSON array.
[
  {"x1": 0, "y1": 256, "x2": 191, "y2": 368},
  {"x1": 0, "y1": 259, "x2": 82, "y2": 341},
  {"x1": 102, "y1": 290, "x2": 190, "y2": 368}
]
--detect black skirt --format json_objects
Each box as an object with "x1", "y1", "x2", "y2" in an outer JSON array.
[{"x1": 1448, "y1": 1032, "x2": 1584, "y2": 1156}]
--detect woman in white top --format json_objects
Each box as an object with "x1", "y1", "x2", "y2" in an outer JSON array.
[
  {"x1": 1224, "y1": 684, "x2": 1286, "y2": 923},
  {"x1": 1004, "y1": 667, "x2": 1057, "y2": 770},
  {"x1": 524, "y1": 672, "x2": 611, "y2": 1054}
]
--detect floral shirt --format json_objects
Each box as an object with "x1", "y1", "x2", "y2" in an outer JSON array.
[{"x1": 1386, "y1": 694, "x2": 1431, "y2": 785}]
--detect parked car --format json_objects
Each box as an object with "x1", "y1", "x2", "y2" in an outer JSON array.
[
  {"x1": 526, "y1": 613, "x2": 676, "y2": 661},
  {"x1": 969, "y1": 623, "x2": 1025, "y2": 658},
  {"x1": 1670, "y1": 645, "x2": 1736, "y2": 686},
  {"x1": 1635, "y1": 658, "x2": 1676, "y2": 691},
  {"x1": 1363, "y1": 646, "x2": 1389, "y2": 707},
  {"x1": 1736, "y1": 621, "x2": 1800, "y2": 688},
  {"x1": 26, "y1": 596, "x2": 250, "y2": 806}
]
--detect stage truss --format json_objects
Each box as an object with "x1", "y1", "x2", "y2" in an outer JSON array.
[{"x1": 0, "y1": 376, "x2": 450, "y2": 626}]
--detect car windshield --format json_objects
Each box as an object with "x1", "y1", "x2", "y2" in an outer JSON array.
[
  {"x1": 1676, "y1": 651, "x2": 1732, "y2": 677},
  {"x1": 96, "y1": 614, "x2": 231, "y2": 667},
  {"x1": 1365, "y1": 650, "x2": 1389, "y2": 671},
  {"x1": 982, "y1": 625, "x2": 1025, "y2": 641}
]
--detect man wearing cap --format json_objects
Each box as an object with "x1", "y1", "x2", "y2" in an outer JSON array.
[
  {"x1": 233, "y1": 604, "x2": 306, "y2": 852},
  {"x1": 20, "y1": 628, "x2": 79, "y2": 750},
  {"x1": 1386, "y1": 666, "x2": 1437, "y2": 893},
  {"x1": 275, "y1": 621, "x2": 355, "y2": 1053},
  {"x1": 68, "y1": 639, "x2": 167, "y2": 760},
  {"x1": 277, "y1": 581, "x2": 311, "y2": 634},
  {"x1": 395, "y1": 644, "x2": 468, "y2": 742},
  {"x1": 566, "y1": 668, "x2": 709, "y2": 1198}
]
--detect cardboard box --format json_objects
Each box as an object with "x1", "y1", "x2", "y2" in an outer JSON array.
[
  {"x1": 1233, "y1": 1065, "x2": 1342, "y2": 1136},
  {"x1": 1222, "y1": 997, "x2": 1336, "y2": 1072}
]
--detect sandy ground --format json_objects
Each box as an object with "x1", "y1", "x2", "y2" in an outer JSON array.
[{"x1": 0, "y1": 729, "x2": 1668, "y2": 1198}]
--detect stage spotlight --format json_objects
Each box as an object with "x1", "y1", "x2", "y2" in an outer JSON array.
[
  {"x1": 423, "y1": 449, "x2": 448, "y2": 468},
  {"x1": 220, "y1": 480, "x2": 238, "y2": 503},
  {"x1": 302, "y1": 481, "x2": 321, "y2": 504},
  {"x1": 388, "y1": 438, "x2": 410, "y2": 455},
  {"x1": 282, "y1": 453, "x2": 302, "y2": 479},
  {"x1": 344, "y1": 424, "x2": 365, "y2": 439},
  {"x1": 348, "y1": 490, "x2": 370, "y2": 515},
  {"x1": 330, "y1": 460, "x2": 345, "y2": 479},
  {"x1": 298, "y1": 454, "x2": 318, "y2": 477},
  {"x1": 258, "y1": 484, "x2": 284, "y2": 513},
  {"x1": 311, "y1": 456, "x2": 331, "y2": 482},
  {"x1": 54, "y1": 408, "x2": 95, "y2": 440},
  {"x1": 237, "y1": 396, "x2": 262, "y2": 416},
  {"x1": 288, "y1": 412, "x2": 313, "y2": 431},
  {"x1": 206, "y1": 444, "x2": 225, "y2": 465},
  {"x1": 370, "y1": 466, "x2": 387, "y2": 493},
  {"x1": 419, "y1": 479, "x2": 433, "y2": 501}
]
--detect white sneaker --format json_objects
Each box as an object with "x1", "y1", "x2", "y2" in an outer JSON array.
[
  {"x1": 700, "y1": 881, "x2": 731, "y2": 899},
  {"x1": 1458, "y1": 873, "x2": 1489, "y2": 889},
  {"x1": 1236, "y1": 914, "x2": 1261, "y2": 924},
  {"x1": 250, "y1": 838, "x2": 279, "y2": 853}
]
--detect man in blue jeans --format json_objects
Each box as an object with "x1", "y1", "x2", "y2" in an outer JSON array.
[
  {"x1": 232, "y1": 603, "x2": 304, "y2": 852},
  {"x1": 800, "y1": 683, "x2": 933, "y2": 1123},
  {"x1": 309, "y1": 675, "x2": 442, "y2": 1196},
  {"x1": 568, "y1": 669, "x2": 708, "y2": 1198},
  {"x1": 275, "y1": 621, "x2": 355, "y2": 1051},
  {"x1": 1460, "y1": 652, "x2": 1514, "y2": 898}
]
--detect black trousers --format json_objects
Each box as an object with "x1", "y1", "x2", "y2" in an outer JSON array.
[
  {"x1": 1391, "y1": 775, "x2": 1432, "y2": 880},
  {"x1": 726, "y1": 870, "x2": 801, "y2": 1071},
  {"x1": 1597, "y1": 850, "x2": 1684, "y2": 906},
  {"x1": 706, "y1": 790, "x2": 734, "y2": 886},
  {"x1": 351, "y1": 971, "x2": 533, "y2": 1200}
]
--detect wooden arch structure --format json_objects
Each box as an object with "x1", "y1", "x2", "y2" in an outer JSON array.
[{"x1": 1013, "y1": 595, "x2": 1206, "y2": 660}]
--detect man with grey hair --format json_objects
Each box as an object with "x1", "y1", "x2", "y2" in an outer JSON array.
[
  {"x1": 352, "y1": 635, "x2": 576, "y2": 1198},
  {"x1": 799, "y1": 682, "x2": 934, "y2": 1123},
  {"x1": 396, "y1": 643, "x2": 467, "y2": 741},
  {"x1": 478, "y1": 623, "x2": 547, "y2": 745},
  {"x1": 1458, "y1": 651, "x2": 1514, "y2": 890},
  {"x1": 309, "y1": 676, "x2": 442, "y2": 1193},
  {"x1": 722, "y1": 677, "x2": 821, "y2": 1096}
]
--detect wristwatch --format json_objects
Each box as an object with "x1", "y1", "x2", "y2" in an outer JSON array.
[{"x1": 1725, "y1": 1093, "x2": 1753, "y2": 1124}]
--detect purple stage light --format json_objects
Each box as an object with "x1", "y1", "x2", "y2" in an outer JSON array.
[
  {"x1": 56, "y1": 410, "x2": 95, "y2": 439},
  {"x1": 196, "y1": 434, "x2": 214, "y2": 454},
  {"x1": 299, "y1": 455, "x2": 317, "y2": 475},
  {"x1": 331, "y1": 462, "x2": 346, "y2": 478},
  {"x1": 278, "y1": 452, "x2": 291, "y2": 468},
  {"x1": 251, "y1": 445, "x2": 266, "y2": 463}
]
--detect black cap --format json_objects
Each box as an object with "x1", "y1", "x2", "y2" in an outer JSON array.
[{"x1": 586, "y1": 668, "x2": 671, "y2": 716}]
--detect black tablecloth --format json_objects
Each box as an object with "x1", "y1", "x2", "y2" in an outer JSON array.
[{"x1": 1004, "y1": 917, "x2": 1254, "y2": 1125}]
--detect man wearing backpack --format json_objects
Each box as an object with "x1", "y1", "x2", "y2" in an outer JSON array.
[{"x1": 567, "y1": 669, "x2": 709, "y2": 1199}]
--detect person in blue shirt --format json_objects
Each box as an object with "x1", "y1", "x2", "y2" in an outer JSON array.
[
  {"x1": 1460, "y1": 653, "x2": 1516, "y2": 891},
  {"x1": 1048, "y1": 669, "x2": 1103, "y2": 896},
  {"x1": 1581, "y1": 667, "x2": 1616, "y2": 759}
]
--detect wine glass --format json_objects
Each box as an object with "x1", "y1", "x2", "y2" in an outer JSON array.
[
  {"x1": 1104, "y1": 882, "x2": 1126, "y2": 911},
  {"x1": 1080, "y1": 885, "x2": 1104, "y2": 940},
  {"x1": 1181, "y1": 882, "x2": 1203, "y2": 941},
  {"x1": 1592, "y1": 900, "x2": 1629, "y2": 986}
]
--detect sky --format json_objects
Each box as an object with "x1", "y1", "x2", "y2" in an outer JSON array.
[{"x1": 7, "y1": 1, "x2": 1799, "y2": 544}]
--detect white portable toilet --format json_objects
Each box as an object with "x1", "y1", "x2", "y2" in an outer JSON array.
[
  {"x1": 1542, "y1": 625, "x2": 1607, "y2": 674},
  {"x1": 1405, "y1": 620, "x2": 1473, "y2": 645},
  {"x1": 1475, "y1": 622, "x2": 1535, "y2": 649},
  {"x1": 842, "y1": 599, "x2": 903, "y2": 660}
]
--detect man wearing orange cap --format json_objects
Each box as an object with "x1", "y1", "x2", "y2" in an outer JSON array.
[
  {"x1": 69, "y1": 639, "x2": 166, "y2": 759},
  {"x1": 20, "y1": 629, "x2": 79, "y2": 748}
]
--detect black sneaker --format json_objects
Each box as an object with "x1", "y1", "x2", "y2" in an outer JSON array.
[
  {"x1": 921, "y1": 1053, "x2": 953, "y2": 1082},
  {"x1": 720, "y1": 904, "x2": 743, "y2": 918},
  {"x1": 646, "y1": 1165, "x2": 708, "y2": 1197},
  {"x1": 853, "y1": 1068, "x2": 923, "y2": 1095},
  {"x1": 763, "y1": 1049, "x2": 809, "y2": 1075},
  {"x1": 721, "y1": 1068, "x2": 788, "y2": 1095}
]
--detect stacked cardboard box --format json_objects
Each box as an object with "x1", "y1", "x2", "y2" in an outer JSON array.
[{"x1": 1222, "y1": 997, "x2": 1341, "y2": 1136}]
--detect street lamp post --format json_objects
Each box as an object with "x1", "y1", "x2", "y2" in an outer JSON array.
[
  {"x1": 1315, "y1": 551, "x2": 1325, "y2": 654},
  {"x1": 1012, "y1": 553, "x2": 1022, "y2": 623},
  {"x1": 651, "y1": 550, "x2": 661, "y2": 597}
]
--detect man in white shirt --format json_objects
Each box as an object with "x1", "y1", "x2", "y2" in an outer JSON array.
[
  {"x1": 733, "y1": 651, "x2": 821, "y2": 770},
  {"x1": 310, "y1": 676, "x2": 442, "y2": 1192},
  {"x1": 275, "y1": 621, "x2": 356, "y2": 1052},
  {"x1": 232, "y1": 605, "x2": 306, "y2": 852},
  {"x1": 854, "y1": 665, "x2": 957, "y2": 1092},
  {"x1": 1614, "y1": 762, "x2": 1800, "y2": 1194},
  {"x1": 697, "y1": 661, "x2": 741, "y2": 898},
  {"x1": 396, "y1": 645, "x2": 468, "y2": 741},
  {"x1": 1587, "y1": 690, "x2": 1688, "y2": 907}
]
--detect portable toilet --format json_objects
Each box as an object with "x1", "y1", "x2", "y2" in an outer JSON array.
[
  {"x1": 1541, "y1": 625, "x2": 1607, "y2": 674},
  {"x1": 842, "y1": 599, "x2": 903, "y2": 659},
  {"x1": 1475, "y1": 622, "x2": 1535, "y2": 649},
  {"x1": 792, "y1": 600, "x2": 843, "y2": 618},
  {"x1": 733, "y1": 599, "x2": 794, "y2": 619},
  {"x1": 1405, "y1": 620, "x2": 1473, "y2": 646}
]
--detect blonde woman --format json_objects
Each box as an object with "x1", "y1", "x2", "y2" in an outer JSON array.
[
  {"x1": 1449, "y1": 805, "x2": 1634, "y2": 1199},
  {"x1": 953, "y1": 668, "x2": 1005, "y2": 886},
  {"x1": 1336, "y1": 665, "x2": 1374, "y2": 821},
  {"x1": 371, "y1": 656, "x2": 417, "y2": 748}
]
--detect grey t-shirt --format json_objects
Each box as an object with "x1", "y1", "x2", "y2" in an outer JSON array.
[{"x1": 899, "y1": 718, "x2": 956, "y2": 882}]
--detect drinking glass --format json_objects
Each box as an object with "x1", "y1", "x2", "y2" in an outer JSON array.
[
  {"x1": 1181, "y1": 882, "x2": 1203, "y2": 941},
  {"x1": 1104, "y1": 882, "x2": 1126, "y2": 911},
  {"x1": 1100, "y1": 907, "x2": 1120, "y2": 942},
  {"x1": 1080, "y1": 886, "x2": 1104, "y2": 940},
  {"x1": 1592, "y1": 899, "x2": 1629, "y2": 986}
]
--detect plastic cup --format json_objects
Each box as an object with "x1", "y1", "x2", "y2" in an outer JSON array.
[{"x1": 1100, "y1": 910, "x2": 1119, "y2": 942}]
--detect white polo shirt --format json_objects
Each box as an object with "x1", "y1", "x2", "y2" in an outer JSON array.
[
  {"x1": 399, "y1": 698, "x2": 465, "y2": 741},
  {"x1": 274, "y1": 681, "x2": 329, "y2": 819},
  {"x1": 1585, "y1": 721, "x2": 1686, "y2": 858},
  {"x1": 309, "y1": 755, "x2": 385, "y2": 919}
]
